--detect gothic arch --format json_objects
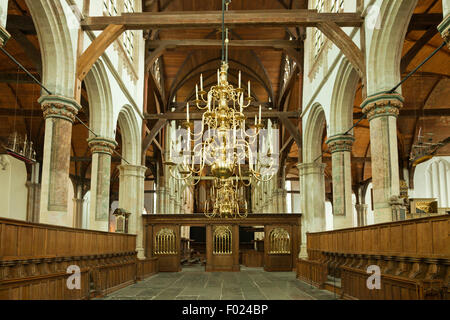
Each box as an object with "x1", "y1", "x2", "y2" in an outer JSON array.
[
  {"x1": 117, "y1": 105, "x2": 141, "y2": 165},
  {"x1": 25, "y1": 0, "x2": 77, "y2": 98},
  {"x1": 330, "y1": 59, "x2": 360, "y2": 136},
  {"x1": 84, "y1": 60, "x2": 114, "y2": 139},
  {"x1": 303, "y1": 103, "x2": 327, "y2": 163},
  {"x1": 366, "y1": 0, "x2": 418, "y2": 95}
]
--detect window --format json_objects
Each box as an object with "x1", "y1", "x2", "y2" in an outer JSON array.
[
  {"x1": 331, "y1": 0, "x2": 344, "y2": 13},
  {"x1": 123, "y1": 0, "x2": 135, "y2": 62},
  {"x1": 103, "y1": 0, "x2": 118, "y2": 16},
  {"x1": 313, "y1": 0, "x2": 325, "y2": 58}
]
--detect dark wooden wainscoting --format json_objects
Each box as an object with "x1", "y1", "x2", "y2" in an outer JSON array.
[
  {"x1": 296, "y1": 215, "x2": 450, "y2": 300},
  {"x1": 0, "y1": 218, "x2": 159, "y2": 300}
]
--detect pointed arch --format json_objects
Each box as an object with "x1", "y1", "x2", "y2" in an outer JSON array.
[
  {"x1": 84, "y1": 59, "x2": 114, "y2": 139},
  {"x1": 303, "y1": 103, "x2": 327, "y2": 163},
  {"x1": 25, "y1": 0, "x2": 77, "y2": 97},
  {"x1": 117, "y1": 105, "x2": 141, "y2": 165},
  {"x1": 330, "y1": 58, "x2": 360, "y2": 136},
  {"x1": 366, "y1": 0, "x2": 418, "y2": 95}
]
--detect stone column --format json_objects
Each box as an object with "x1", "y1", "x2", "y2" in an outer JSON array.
[
  {"x1": 361, "y1": 92, "x2": 403, "y2": 224},
  {"x1": 277, "y1": 188, "x2": 287, "y2": 213},
  {"x1": 0, "y1": 0, "x2": 10, "y2": 47},
  {"x1": 297, "y1": 162, "x2": 326, "y2": 257},
  {"x1": 118, "y1": 164, "x2": 147, "y2": 259},
  {"x1": 72, "y1": 182, "x2": 84, "y2": 229},
  {"x1": 87, "y1": 137, "x2": 117, "y2": 231},
  {"x1": 26, "y1": 162, "x2": 41, "y2": 223},
  {"x1": 38, "y1": 95, "x2": 81, "y2": 225},
  {"x1": 326, "y1": 134, "x2": 355, "y2": 230},
  {"x1": 355, "y1": 204, "x2": 368, "y2": 227},
  {"x1": 164, "y1": 187, "x2": 171, "y2": 214},
  {"x1": 156, "y1": 187, "x2": 165, "y2": 214}
]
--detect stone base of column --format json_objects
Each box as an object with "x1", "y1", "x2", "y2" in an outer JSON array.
[
  {"x1": 299, "y1": 244, "x2": 308, "y2": 259},
  {"x1": 136, "y1": 247, "x2": 146, "y2": 259},
  {"x1": 438, "y1": 14, "x2": 450, "y2": 49},
  {"x1": 0, "y1": 25, "x2": 11, "y2": 47}
]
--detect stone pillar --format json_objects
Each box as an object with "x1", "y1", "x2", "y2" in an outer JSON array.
[
  {"x1": 87, "y1": 137, "x2": 117, "y2": 231},
  {"x1": 156, "y1": 187, "x2": 165, "y2": 213},
  {"x1": 118, "y1": 165, "x2": 147, "y2": 259},
  {"x1": 326, "y1": 134, "x2": 355, "y2": 230},
  {"x1": 38, "y1": 95, "x2": 81, "y2": 225},
  {"x1": 361, "y1": 92, "x2": 403, "y2": 224},
  {"x1": 164, "y1": 188, "x2": 171, "y2": 214},
  {"x1": 297, "y1": 162, "x2": 326, "y2": 258},
  {"x1": 26, "y1": 162, "x2": 41, "y2": 223},
  {"x1": 355, "y1": 204, "x2": 368, "y2": 227},
  {"x1": 277, "y1": 188, "x2": 287, "y2": 213},
  {"x1": 72, "y1": 183, "x2": 84, "y2": 229},
  {"x1": 0, "y1": 0, "x2": 10, "y2": 47}
]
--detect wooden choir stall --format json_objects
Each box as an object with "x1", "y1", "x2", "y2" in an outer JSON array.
[{"x1": 143, "y1": 214, "x2": 302, "y2": 272}]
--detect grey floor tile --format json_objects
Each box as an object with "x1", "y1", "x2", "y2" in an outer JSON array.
[{"x1": 102, "y1": 265, "x2": 336, "y2": 301}]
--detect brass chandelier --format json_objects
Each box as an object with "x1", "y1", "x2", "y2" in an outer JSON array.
[
  {"x1": 204, "y1": 178, "x2": 248, "y2": 219},
  {"x1": 165, "y1": 0, "x2": 277, "y2": 218}
]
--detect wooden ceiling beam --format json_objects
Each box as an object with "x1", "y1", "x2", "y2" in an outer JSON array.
[
  {"x1": 144, "y1": 110, "x2": 300, "y2": 121},
  {"x1": 317, "y1": 21, "x2": 365, "y2": 78},
  {"x1": 0, "y1": 108, "x2": 43, "y2": 117},
  {"x1": 82, "y1": 10, "x2": 363, "y2": 30},
  {"x1": 408, "y1": 13, "x2": 443, "y2": 30},
  {"x1": 147, "y1": 39, "x2": 301, "y2": 50},
  {"x1": 401, "y1": 27, "x2": 438, "y2": 73},
  {"x1": 142, "y1": 119, "x2": 167, "y2": 162}
]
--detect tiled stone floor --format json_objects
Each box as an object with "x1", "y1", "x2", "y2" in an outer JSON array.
[{"x1": 102, "y1": 266, "x2": 337, "y2": 300}]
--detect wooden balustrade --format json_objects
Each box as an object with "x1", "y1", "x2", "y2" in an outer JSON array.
[
  {"x1": 0, "y1": 218, "x2": 159, "y2": 300},
  {"x1": 297, "y1": 215, "x2": 450, "y2": 300}
]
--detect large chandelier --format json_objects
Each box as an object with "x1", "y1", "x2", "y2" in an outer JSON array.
[
  {"x1": 204, "y1": 178, "x2": 248, "y2": 219},
  {"x1": 164, "y1": 0, "x2": 277, "y2": 217}
]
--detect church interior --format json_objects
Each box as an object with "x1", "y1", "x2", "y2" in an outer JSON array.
[{"x1": 0, "y1": 0, "x2": 449, "y2": 301}]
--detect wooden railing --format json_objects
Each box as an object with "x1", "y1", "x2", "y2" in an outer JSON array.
[
  {"x1": 297, "y1": 215, "x2": 450, "y2": 300},
  {"x1": 0, "y1": 218, "x2": 158, "y2": 300}
]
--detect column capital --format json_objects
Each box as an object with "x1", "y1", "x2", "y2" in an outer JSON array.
[
  {"x1": 297, "y1": 162, "x2": 326, "y2": 176},
  {"x1": 88, "y1": 137, "x2": 118, "y2": 155},
  {"x1": 38, "y1": 95, "x2": 81, "y2": 123},
  {"x1": 326, "y1": 134, "x2": 355, "y2": 153},
  {"x1": 361, "y1": 92, "x2": 404, "y2": 121},
  {"x1": 0, "y1": 25, "x2": 11, "y2": 47},
  {"x1": 438, "y1": 14, "x2": 450, "y2": 49},
  {"x1": 118, "y1": 164, "x2": 147, "y2": 178}
]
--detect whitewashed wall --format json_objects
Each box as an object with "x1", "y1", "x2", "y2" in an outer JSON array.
[{"x1": 0, "y1": 155, "x2": 28, "y2": 221}]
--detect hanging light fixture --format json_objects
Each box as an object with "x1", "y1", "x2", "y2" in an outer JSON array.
[
  {"x1": 204, "y1": 178, "x2": 248, "y2": 219},
  {"x1": 4, "y1": 132, "x2": 36, "y2": 164},
  {"x1": 164, "y1": 0, "x2": 277, "y2": 199}
]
